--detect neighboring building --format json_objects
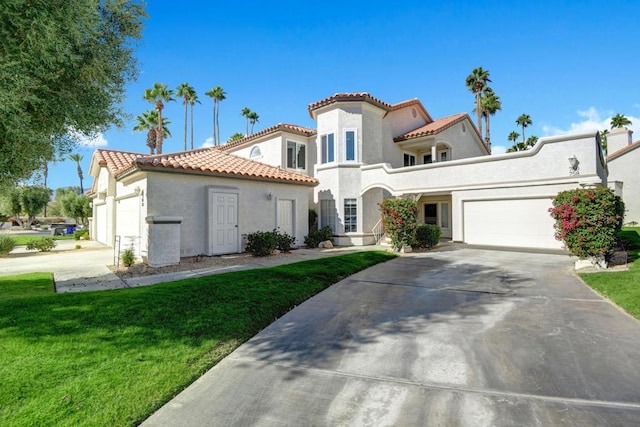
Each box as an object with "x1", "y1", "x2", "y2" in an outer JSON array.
[
  {"x1": 606, "y1": 127, "x2": 639, "y2": 224},
  {"x1": 88, "y1": 148, "x2": 317, "y2": 265},
  {"x1": 90, "y1": 92, "x2": 610, "y2": 262}
]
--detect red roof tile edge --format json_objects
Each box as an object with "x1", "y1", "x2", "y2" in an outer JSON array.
[
  {"x1": 393, "y1": 113, "x2": 469, "y2": 142},
  {"x1": 218, "y1": 123, "x2": 316, "y2": 151},
  {"x1": 607, "y1": 140, "x2": 640, "y2": 161}
]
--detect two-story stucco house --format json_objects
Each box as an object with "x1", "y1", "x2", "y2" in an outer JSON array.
[{"x1": 90, "y1": 92, "x2": 609, "y2": 264}]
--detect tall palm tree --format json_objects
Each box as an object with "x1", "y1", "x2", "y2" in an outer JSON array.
[
  {"x1": 69, "y1": 154, "x2": 84, "y2": 194},
  {"x1": 516, "y1": 113, "x2": 533, "y2": 144},
  {"x1": 241, "y1": 107, "x2": 251, "y2": 136},
  {"x1": 176, "y1": 83, "x2": 195, "y2": 151},
  {"x1": 205, "y1": 86, "x2": 227, "y2": 145},
  {"x1": 480, "y1": 88, "x2": 501, "y2": 148},
  {"x1": 247, "y1": 111, "x2": 259, "y2": 134},
  {"x1": 133, "y1": 110, "x2": 172, "y2": 154},
  {"x1": 465, "y1": 67, "x2": 491, "y2": 138},
  {"x1": 610, "y1": 113, "x2": 632, "y2": 129},
  {"x1": 143, "y1": 83, "x2": 175, "y2": 154},
  {"x1": 188, "y1": 92, "x2": 201, "y2": 150}
]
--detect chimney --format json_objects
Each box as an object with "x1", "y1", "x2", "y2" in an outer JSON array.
[{"x1": 607, "y1": 127, "x2": 633, "y2": 155}]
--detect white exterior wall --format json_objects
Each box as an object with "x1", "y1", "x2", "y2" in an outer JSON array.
[
  {"x1": 231, "y1": 135, "x2": 283, "y2": 168},
  {"x1": 433, "y1": 119, "x2": 487, "y2": 160},
  {"x1": 147, "y1": 172, "x2": 311, "y2": 257},
  {"x1": 386, "y1": 106, "x2": 429, "y2": 138},
  {"x1": 360, "y1": 132, "x2": 605, "y2": 196},
  {"x1": 608, "y1": 149, "x2": 640, "y2": 224}
]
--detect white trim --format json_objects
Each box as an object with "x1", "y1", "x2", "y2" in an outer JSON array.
[
  {"x1": 286, "y1": 139, "x2": 307, "y2": 171},
  {"x1": 320, "y1": 133, "x2": 336, "y2": 164}
]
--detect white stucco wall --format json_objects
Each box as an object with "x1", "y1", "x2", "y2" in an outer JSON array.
[
  {"x1": 231, "y1": 135, "x2": 284, "y2": 168},
  {"x1": 608, "y1": 147, "x2": 640, "y2": 224},
  {"x1": 146, "y1": 172, "x2": 311, "y2": 256},
  {"x1": 386, "y1": 105, "x2": 429, "y2": 138}
]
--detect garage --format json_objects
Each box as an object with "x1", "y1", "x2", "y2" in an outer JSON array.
[
  {"x1": 115, "y1": 197, "x2": 141, "y2": 253},
  {"x1": 94, "y1": 204, "x2": 108, "y2": 245},
  {"x1": 463, "y1": 198, "x2": 562, "y2": 249}
]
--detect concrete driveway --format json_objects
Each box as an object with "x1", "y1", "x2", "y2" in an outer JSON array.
[{"x1": 144, "y1": 246, "x2": 640, "y2": 426}]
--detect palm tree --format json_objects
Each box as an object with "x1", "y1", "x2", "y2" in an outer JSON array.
[
  {"x1": 480, "y1": 87, "x2": 501, "y2": 148},
  {"x1": 241, "y1": 107, "x2": 251, "y2": 136},
  {"x1": 506, "y1": 131, "x2": 520, "y2": 153},
  {"x1": 143, "y1": 83, "x2": 175, "y2": 154},
  {"x1": 516, "y1": 114, "x2": 533, "y2": 144},
  {"x1": 205, "y1": 86, "x2": 227, "y2": 146},
  {"x1": 188, "y1": 92, "x2": 201, "y2": 150},
  {"x1": 247, "y1": 111, "x2": 260, "y2": 134},
  {"x1": 176, "y1": 83, "x2": 195, "y2": 151},
  {"x1": 526, "y1": 135, "x2": 538, "y2": 148},
  {"x1": 227, "y1": 132, "x2": 245, "y2": 143},
  {"x1": 133, "y1": 110, "x2": 172, "y2": 154},
  {"x1": 465, "y1": 67, "x2": 491, "y2": 137},
  {"x1": 610, "y1": 113, "x2": 632, "y2": 129},
  {"x1": 69, "y1": 154, "x2": 84, "y2": 194}
]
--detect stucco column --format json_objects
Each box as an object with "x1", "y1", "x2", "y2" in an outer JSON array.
[
  {"x1": 145, "y1": 216, "x2": 183, "y2": 267},
  {"x1": 431, "y1": 145, "x2": 437, "y2": 163}
]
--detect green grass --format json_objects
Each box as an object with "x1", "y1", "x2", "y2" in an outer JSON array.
[
  {"x1": 579, "y1": 227, "x2": 640, "y2": 319},
  {"x1": 0, "y1": 251, "x2": 396, "y2": 426},
  {"x1": 11, "y1": 234, "x2": 75, "y2": 246}
]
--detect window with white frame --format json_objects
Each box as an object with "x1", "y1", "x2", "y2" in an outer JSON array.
[
  {"x1": 404, "y1": 153, "x2": 416, "y2": 167},
  {"x1": 321, "y1": 133, "x2": 335, "y2": 163},
  {"x1": 286, "y1": 140, "x2": 306, "y2": 170},
  {"x1": 320, "y1": 199, "x2": 336, "y2": 232},
  {"x1": 423, "y1": 154, "x2": 433, "y2": 164},
  {"x1": 440, "y1": 151, "x2": 448, "y2": 162},
  {"x1": 345, "y1": 130, "x2": 356, "y2": 161},
  {"x1": 344, "y1": 198, "x2": 357, "y2": 232},
  {"x1": 249, "y1": 146, "x2": 262, "y2": 158}
]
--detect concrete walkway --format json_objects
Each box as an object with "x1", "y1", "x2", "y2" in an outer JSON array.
[{"x1": 143, "y1": 247, "x2": 640, "y2": 426}]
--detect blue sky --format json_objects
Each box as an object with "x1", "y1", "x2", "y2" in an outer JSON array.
[{"x1": 47, "y1": 0, "x2": 640, "y2": 190}]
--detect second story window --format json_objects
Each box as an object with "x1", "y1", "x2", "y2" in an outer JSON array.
[
  {"x1": 404, "y1": 153, "x2": 416, "y2": 167},
  {"x1": 321, "y1": 133, "x2": 335, "y2": 163},
  {"x1": 345, "y1": 130, "x2": 356, "y2": 161},
  {"x1": 286, "y1": 141, "x2": 306, "y2": 170},
  {"x1": 250, "y1": 146, "x2": 262, "y2": 159}
]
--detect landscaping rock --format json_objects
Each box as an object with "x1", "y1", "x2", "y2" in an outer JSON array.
[{"x1": 318, "y1": 240, "x2": 333, "y2": 249}]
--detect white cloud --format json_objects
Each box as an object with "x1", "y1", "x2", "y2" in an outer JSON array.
[
  {"x1": 491, "y1": 145, "x2": 507, "y2": 155},
  {"x1": 542, "y1": 107, "x2": 640, "y2": 137},
  {"x1": 68, "y1": 129, "x2": 108, "y2": 147},
  {"x1": 201, "y1": 137, "x2": 214, "y2": 148}
]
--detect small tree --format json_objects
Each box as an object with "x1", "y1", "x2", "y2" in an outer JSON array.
[
  {"x1": 61, "y1": 192, "x2": 92, "y2": 226},
  {"x1": 380, "y1": 198, "x2": 418, "y2": 250},
  {"x1": 549, "y1": 187, "x2": 625, "y2": 262},
  {"x1": 20, "y1": 186, "x2": 52, "y2": 227}
]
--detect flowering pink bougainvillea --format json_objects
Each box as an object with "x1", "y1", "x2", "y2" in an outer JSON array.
[
  {"x1": 380, "y1": 198, "x2": 418, "y2": 249},
  {"x1": 549, "y1": 187, "x2": 624, "y2": 260}
]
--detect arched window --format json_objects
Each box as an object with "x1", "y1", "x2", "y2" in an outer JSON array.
[{"x1": 249, "y1": 145, "x2": 262, "y2": 158}]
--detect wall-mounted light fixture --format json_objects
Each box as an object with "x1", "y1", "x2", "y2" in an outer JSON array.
[{"x1": 267, "y1": 192, "x2": 273, "y2": 201}]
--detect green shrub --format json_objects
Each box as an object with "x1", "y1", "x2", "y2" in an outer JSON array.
[
  {"x1": 304, "y1": 226, "x2": 334, "y2": 248},
  {"x1": 246, "y1": 231, "x2": 277, "y2": 256},
  {"x1": 380, "y1": 198, "x2": 418, "y2": 249},
  {"x1": 416, "y1": 224, "x2": 441, "y2": 248},
  {"x1": 75, "y1": 244, "x2": 82, "y2": 250},
  {"x1": 121, "y1": 248, "x2": 135, "y2": 267},
  {"x1": 25, "y1": 237, "x2": 57, "y2": 252},
  {"x1": 0, "y1": 235, "x2": 16, "y2": 256},
  {"x1": 246, "y1": 229, "x2": 296, "y2": 256},
  {"x1": 549, "y1": 187, "x2": 625, "y2": 260},
  {"x1": 74, "y1": 229, "x2": 89, "y2": 240}
]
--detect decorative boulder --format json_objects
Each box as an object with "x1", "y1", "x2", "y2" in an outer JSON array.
[{"x1": 318, "y1": 240, "x2": 334, "y2": 249}]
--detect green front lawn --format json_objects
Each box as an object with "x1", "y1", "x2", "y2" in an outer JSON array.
[
  {"x1": 579, "y1": 227, "x2": 640, "y2": 319},
  {"x1": 0, "y1": 251, "x2": 395, "y2": 426},
  {"x1": 11, "y1": 234, "x2": 75, "y2": 246}
]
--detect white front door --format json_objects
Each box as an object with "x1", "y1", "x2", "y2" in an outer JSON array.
[
  {"x1": 209, "y1": 191, "x2": 238, "y2": 255},
  {"x1": 277, "y1": 199, "x2": 293, "y2": 237}
]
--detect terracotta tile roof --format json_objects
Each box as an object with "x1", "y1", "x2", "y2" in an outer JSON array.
[
  {"x1": 308, "y1": 93, "x2": 393, "y2": 117},
  {"x1": 218, "y1": 123, "x2": 316, "y2": 151},
  {"x1": 607, "y1": 140, "x2": 640, "y2": 161},
  {"x1": 394, "y1": 113, "x2": 470, "y2": 142},
  {"x1": 387, "y1": 98, "x2": 433, "y2": 122},
  {"x1": 94, "y1": 148, "x2": 317, "y2": 186}
]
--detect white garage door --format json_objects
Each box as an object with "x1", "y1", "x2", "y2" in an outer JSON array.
[{"x1": 463, "y1": 198, "x2": 562, "y2": 249}]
